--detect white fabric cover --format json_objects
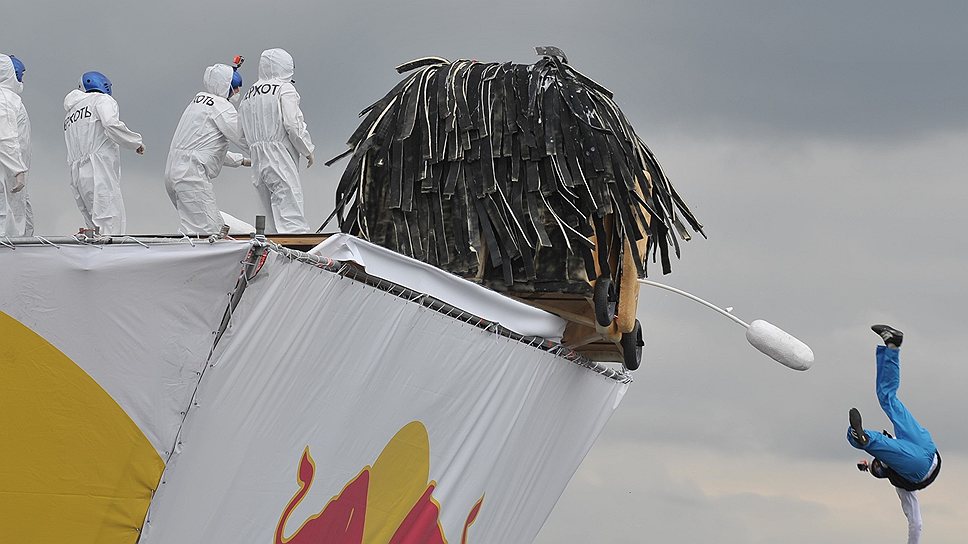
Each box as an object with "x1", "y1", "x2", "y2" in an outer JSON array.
[
  {"x1": 0, "y1": 54, "x2": 30, "y2": 237},
  {"x1": 0, "y1": 241, "x2": 250, "y2": 456},
  {"x1": 311, "y1": 233, "x2": 567, "y2": 340},
  {"x1": 140, "y1": 250, "x2": 627, "y2": 543},
  {"x1": 219, "y1": 210, "x2": 255, "y2": 235},
  {"x1": 63, "y1": 88, "x2": 143, "y2": 234},
  {"x1": 238, "y1": 48, "x2": 315, "y2": 234}
]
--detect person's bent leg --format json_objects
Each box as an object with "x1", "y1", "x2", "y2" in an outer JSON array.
[
  {"x1": 269, "y1": 181, "x2": 309, "y2": 234},
  {"x1": 90, "y1": 154, "x2": 126, "y2": 235},
  {"x1": 0, "y1": 185, "x2": 15, "y2": 237},
  {"x1": 23, "y1": 191, "x2": 32, "y2": 237},
  {"x1": 254, "y1": 180, "x2": 277, "y2": 234},
  {"x1": 264, "y1": 146, "x2": 309, "y2": 234},
  {"x1": 172, "y1": 180, "x2": 221, "y2": 235},
  {"x1": 71, "y1": 162, "x2": 97, "y2": 230},
  {"x1": 0, "y1": 185, "x2": 25, "y2": 237},
  {"x1": 875, "y1": 346, "x2": 936, "y2": 472},
  {"x1": 263, "y1": 166, "x2": 308, "y2": 234},
  {"x1": 868, "y1": 347, "x2": 936, "y2": 482},
  {"x1": 876, "y1": 345, "x2": 902, "y2": 410},
  {"x1": 846, "y1": 426, "x2": 872, "y2": 450},
  {"x1": 858, "y1": 430, "x2": 928, "y2": 481}
]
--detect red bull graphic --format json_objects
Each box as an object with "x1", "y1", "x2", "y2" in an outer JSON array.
[{"x1": 276, "y1": 421, "x2": 484, "y2": 543}]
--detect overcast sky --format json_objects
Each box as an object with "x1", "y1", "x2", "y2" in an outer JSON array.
[{"x1": 8, "y1": 1, "x2": 968, "y2": 541}]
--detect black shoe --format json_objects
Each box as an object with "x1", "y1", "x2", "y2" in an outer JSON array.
[
  {"x1": 849, "y1": 408, "x2": 868, "y2": 447},
  {"x1": 871, "y1": 324, "x2": 903, "y2": 347}
]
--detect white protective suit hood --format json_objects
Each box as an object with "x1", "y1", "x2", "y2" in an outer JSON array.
[
  {"x1": 258, "y1": 48, "x2": 294, "y2": 81},
  {"x1": 64, "y1": 89, "x2": 87, "y2": 111},
  {"x1": 0, "y1": 55, "x2": 23, "y2": 95},
  {"x1": 203, "y1": 64, "x2": 233, "y2": 99}
]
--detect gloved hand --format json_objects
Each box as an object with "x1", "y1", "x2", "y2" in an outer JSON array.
[
  {"x1": 856, "y1": 459, "x2": 869, "y2": 472},
  {"x1": 11, "y1": 172, "x2": 26, "y2": 193},
  {"x1": 306, "y1": 152, "x2": 315, "y2": 168},
  {"x1": 242, "y1": 158, "x2": 252, "y2": 167},
  {"x1": 136, "y1": 145, "x2": 145, "y2": 155}
]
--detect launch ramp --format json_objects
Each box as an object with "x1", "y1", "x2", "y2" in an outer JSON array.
[{"x1": 0, "y1": 236, "x2": 628, "y2": 543}]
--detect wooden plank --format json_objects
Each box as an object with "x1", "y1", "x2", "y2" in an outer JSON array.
[
  {"x1": 615, "y1": 182, "x2": 648, "y2": 333},
  {"x1": 268, "y1": 234, "x2": 331, "y2": 251},
  {"x1": 615, "y1": 235, "x2": 645, "y2": 334},
  {"x1": 573, "y1": 344, "x2": 623, "y2": 363},
  {"x1": 514, "y1": 297, "x2": 597, "y2": 328}
]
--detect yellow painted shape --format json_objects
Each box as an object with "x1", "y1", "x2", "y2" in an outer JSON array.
[
  {"x1": 363, "y1": 421, "x2": 432, "y2": 543},
  {"x1": 0, "y1": 312, "x2": 164, "y2": 543}
]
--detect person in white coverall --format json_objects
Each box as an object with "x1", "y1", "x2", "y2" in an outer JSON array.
[
  {"x1": 165, "y1": 64, "x2": 251, "y2": 235},
  {"x1": 0, "y1": 54, "x2": 31, "y2": 237},
  {"x1": 239, "y1": 48, "x2": 315, "y2": 234},
  {"x1": 63, "y1": 71, "x2": 144, "y2": 235}
]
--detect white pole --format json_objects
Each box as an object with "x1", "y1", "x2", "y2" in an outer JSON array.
[
  {"x1": 638, "y1": 279, "x2": 750, "y2": 328},
  {"x1": 637, "y1": 278, "x2": 813, "y2": 371}
]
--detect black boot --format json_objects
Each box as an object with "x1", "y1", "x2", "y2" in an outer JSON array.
[
  {"x1": 849, "y1": 408, "x2": 868, "y2": 447},
  {"x1": 871, "y1": 324, "x2": 903, "y2": 348}
]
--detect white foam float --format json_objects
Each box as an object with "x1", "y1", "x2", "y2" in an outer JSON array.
[{"x1": 638, "y1": 279, "x2": 813, "y2": 371}]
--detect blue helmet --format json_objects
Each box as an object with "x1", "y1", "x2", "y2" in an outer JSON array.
[
  {"x1": 229, "y1": 70, "x2": 243, "y2": 98},
  {"x1": 9, "y1": 55, "x2": 25, "y2": 82},
  {"x1": 81, "y1": 71, "x2": 112, "y2": 95}
]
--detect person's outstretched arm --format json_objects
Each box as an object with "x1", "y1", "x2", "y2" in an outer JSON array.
[
  {"x1": 279, "y1": 84, "x2": 314, "y2": 166},
  {"x1": 213, "y1": 105, "x2": 249, "y2": 154},
  {"x1": 95, "y1": 97, "x2": 143, "y2": 152},
  {"x1": 896, "y1": 488, "x2": 922, "y2": 544}
]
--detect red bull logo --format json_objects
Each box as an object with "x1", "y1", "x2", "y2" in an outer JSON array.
[{"x1": 276, "y1": 421, "x2": 484, "y2": 543}]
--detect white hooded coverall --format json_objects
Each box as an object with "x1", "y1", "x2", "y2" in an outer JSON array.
[
  {"x1": 165, "y1": 64, "x2": 248, "y2": 235},
  {"x1": 63, "y1": 88, "x2": 143, "y2": 235},
  {"x1": 239, "y1": 48, "x2": 315, "y2": 234},
  {"x1": 0, "y1": 54, "x2": 31, "y2": 237}
]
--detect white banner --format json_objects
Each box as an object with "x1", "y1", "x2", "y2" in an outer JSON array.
[
  {"x1": 310, "y1": 234, "x2": 568, "y2": 341},
  {"x1": 0, "y1": 242, "x2": 250, "y2": 456},
  {"x1": 142, "y1": 250, "x2": 628, "y2": 543},
  {"x1": 0, "y1": 241, "x2": 250, "y2": 543}
]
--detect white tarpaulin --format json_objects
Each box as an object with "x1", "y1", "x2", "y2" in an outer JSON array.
[
  {"x1": 142, "y1": 249, "x2": 628, "y2": 543},
  {"x1": 0, "y1": 241, "x2": 249, "y2": 457},
  {"x1": 1, "y1": 237, "x2": 628, "y2": 544},
  {"x1": 0, "y1": 241, "x2": 250, "y2": 542},
  {"x1": 311, "y1": 233, "x2": 568, "y2": 341}
]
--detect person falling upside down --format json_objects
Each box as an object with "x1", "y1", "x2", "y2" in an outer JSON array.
[{"x1": 847, "y1": 325, "x2": 941, "y2": 544}]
